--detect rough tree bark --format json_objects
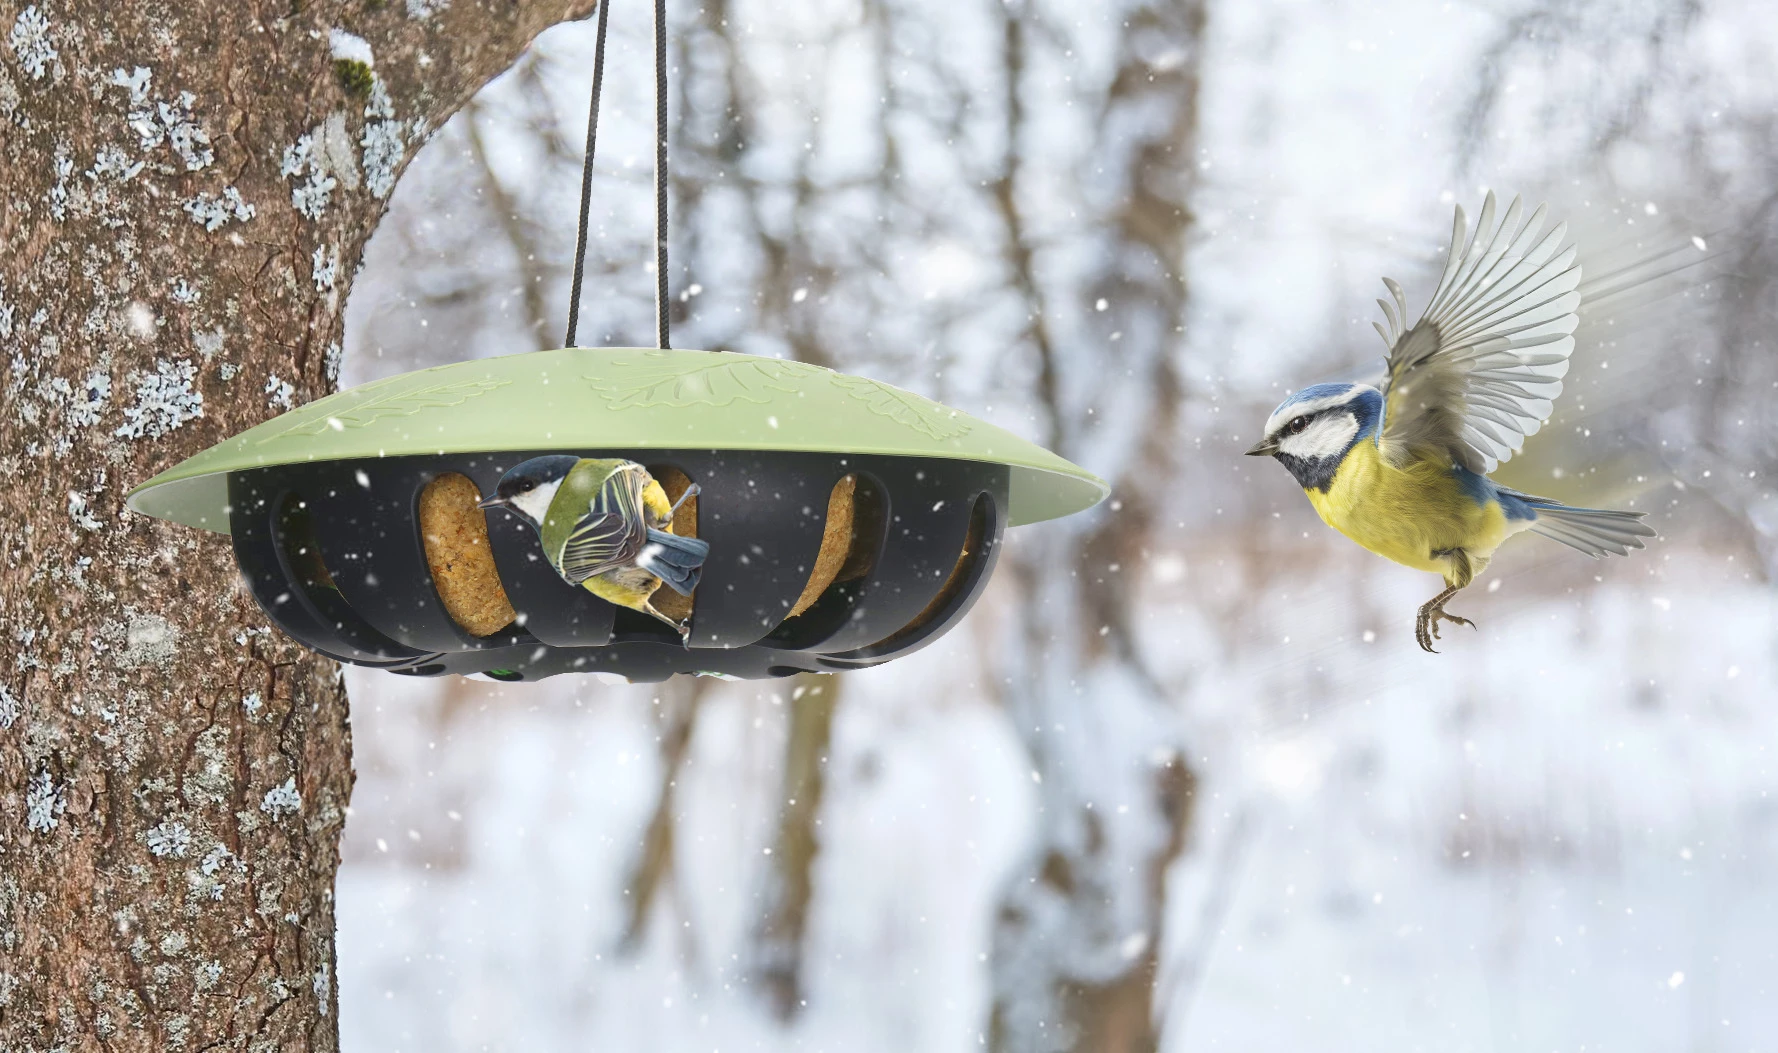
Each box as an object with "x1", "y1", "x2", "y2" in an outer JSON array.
[
  {"x1": 749, "y1": 672, "x2": 840, "y2": 1019},
  {"x1": 0, "y1": 1, "x2": 589, "y2": 1046},
  {"x1": 987, "y1": 2, "x2": 1206, "y2": 1051},
  {"x1": 618, "y1": 675, "x2": 708, "y2": 952}
]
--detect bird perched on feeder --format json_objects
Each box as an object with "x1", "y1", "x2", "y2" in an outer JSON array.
[
  {"x1": 480, "y1": 456, "x2": 709, "y2": 638},
  {"x1": 1245, "y1": 192, "x2": 1656, "y2": 652}
]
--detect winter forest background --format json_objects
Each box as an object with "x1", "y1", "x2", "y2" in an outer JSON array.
[{"x1": 335, "y1": 0, "x2": 1778, "y2": 1049}]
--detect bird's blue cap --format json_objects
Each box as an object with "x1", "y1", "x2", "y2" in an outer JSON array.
[{"x1": 1270, "y1": 382, "x2": 1358, "y2": 419}]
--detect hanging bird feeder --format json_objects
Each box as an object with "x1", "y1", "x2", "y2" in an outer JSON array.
[
  {"x1": 124, "y1": 1, "x2": 1105, "y2": 682},
  {"x1": 126, "y1": 347, "x2": 1103, "y2": 681}
]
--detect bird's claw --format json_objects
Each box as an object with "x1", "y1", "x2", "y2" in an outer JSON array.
[{"x1": 1414, "y1": 599, "x2": 1476, "y2": 654}]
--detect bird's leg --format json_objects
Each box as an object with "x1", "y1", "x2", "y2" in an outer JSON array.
[
  {"x1": 667, "y1": 483, "x2": 700, "y2": 518},
  {"x1": 643, "y1": 600, "x2": 693, "y2": 642},
  {"x1": 1414, "y1": 582, "x2": 1477, "y2": 653}
]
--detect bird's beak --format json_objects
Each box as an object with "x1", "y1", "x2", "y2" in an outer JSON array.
[
  {"x1": 476, "y1": 495, "x2": 506, "y2": 511},
  {"x1": 1244, "y1": 437, "x2": 1278, "y2": 457}
]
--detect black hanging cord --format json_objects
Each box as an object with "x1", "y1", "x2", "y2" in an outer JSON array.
[
  {"x1": 563, "y1": 0, "x2": 613, "y2": 348},
  {"x1": 652, "y1": 0, "x2": 671, "y2": 349},
  {"x1": 563, "y1": 0, "x2": 673, "y2": 350}
]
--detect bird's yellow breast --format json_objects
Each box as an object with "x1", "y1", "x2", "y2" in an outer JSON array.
[
  {"x1": 1303, "y1": 441, "x2": 1521, "y2": 581},
  {"x1": 641, "y1": 479, "x2": 674, "y2": 526},
  {"x1": 583, "y1": 568, "x2": 660, "y2": 607}
]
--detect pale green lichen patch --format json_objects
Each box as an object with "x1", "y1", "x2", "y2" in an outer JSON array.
[
  {"x1": 8, "y1": 6, "x2": 58, "y2": 81},
  {"x1": 107, "y1": 66, "x2": 213, "y2": 171},
  {"x1": 260, "y1": 777, "x2": 302, "y2": 819},
  {"x1": 114, "y1": 358, "x2": 202, "y2": 439},
  {"x1": 311, "y1": 244, "x2": 339, "y2": 291},
  {"x1": 145, "y1": 820, "x2": 191, "y2": 858},
  {"x1": 361, "y1": 78, "x2": 405, "y2": 197},
  {"x1": 25, "y1": 770, "x2": 63, "y2": 833},
  {"x1": 183, "y1": 186, "x2": 255, "y2": 231}
]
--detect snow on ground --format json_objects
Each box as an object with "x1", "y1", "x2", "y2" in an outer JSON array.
[
  {"x1": 338, "y1": 547, "x2": 1778, "y2": 1051},
  {"x1": 1161, "y1": 553, "x2": 1778, "y2": 1052}
]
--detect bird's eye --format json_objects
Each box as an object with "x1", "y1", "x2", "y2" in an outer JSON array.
[
  {"x1": 520, "y1": 481, "x2": 535, "y2": 492},
  {"x1": 1284, "y1": 416, "x2": 1311, "y2": 435}
]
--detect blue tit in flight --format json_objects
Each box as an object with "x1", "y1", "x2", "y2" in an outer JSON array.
[
  {"x1": 1245, "y1": 192, "x2": 1656, "y2": 652},
  {"x1": 480, "y1": 456, "x2": 710, "y2": 639}
]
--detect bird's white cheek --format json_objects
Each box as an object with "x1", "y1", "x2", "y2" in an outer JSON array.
[
  {"x1": 510, "y1": 479, "x2": 562, "y2": 523},
  {"x1": 1278, "y1": 415, "x2": 1359, "y2": 459}
]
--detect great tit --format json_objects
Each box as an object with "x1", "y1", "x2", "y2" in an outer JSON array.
[{"x1": 481, "y1": 456, "x2": 709, "y2": 639}]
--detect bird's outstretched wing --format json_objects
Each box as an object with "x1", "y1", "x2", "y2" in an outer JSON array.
[
  {"x1": 1377, "y1": 192, "x2": 1582, "y2": 473},
  {"x1": 558, "y1": 467, "x2": 647, "y2": 583}
]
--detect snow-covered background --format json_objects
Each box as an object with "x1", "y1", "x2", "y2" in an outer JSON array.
[{"x1": 334, "y1": 0, "x2": 1778, "y2": 1049}]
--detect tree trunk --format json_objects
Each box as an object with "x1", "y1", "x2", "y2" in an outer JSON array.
[
  {"x1": 749, "y1": 672, "x2": 841, "y2": 1019},
  {"x1": 987, "y1": 2, "x2": 1206, "y2": 1050},
  {"x1": 0, "y1": 1, "x2": 588, "y2": 1046}
]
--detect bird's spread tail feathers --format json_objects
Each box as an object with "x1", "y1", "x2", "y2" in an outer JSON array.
[
  {"x1": 1504, "y1": 488, "x2": 1657, "y2": 558},
  {"x1": 638, "y1": 528, "x2": 710, "y2": 596}
]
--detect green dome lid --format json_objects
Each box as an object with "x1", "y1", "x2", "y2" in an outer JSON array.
[{"x1": 126, "y1": 348, "x2": 1107, "y2": 533}]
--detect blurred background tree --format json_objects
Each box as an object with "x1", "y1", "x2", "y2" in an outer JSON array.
[{"x1": 280, "y1": 0, "x2": 1778, "y2": 1049}]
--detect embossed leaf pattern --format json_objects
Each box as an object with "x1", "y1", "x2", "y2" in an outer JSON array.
[
  {"x1": 828, "y1": 374, "x2": 973, "y2": 440},
  {"x1": 589, "y1": 356, "x2": 825, "y2": 408},
  {"x1": 257, "y1": 377, "x2": 512, "y2": 443}
]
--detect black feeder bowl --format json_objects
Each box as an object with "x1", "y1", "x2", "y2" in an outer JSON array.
[{"x1": 126, "y1": 349, "x2": 1107, "y2": 682}]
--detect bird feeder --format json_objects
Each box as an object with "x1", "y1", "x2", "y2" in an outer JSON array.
[{"x1": 125, "y1": 347, "x2": 1106, "y2": 681}]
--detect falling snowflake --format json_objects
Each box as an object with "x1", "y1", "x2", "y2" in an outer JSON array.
[
  {"x1": 8, "y1": 6, "x2": 56, "y2": 81},
  {"x1": 25, "y1": 770, "x2": 63, "y2": 833},
  {"x1": 184, "y1": 186, "x2": 255, "y2": 231},
  {"x1": 260, "y1": 777, "x2": 302, "y2": 818},
  {"x1": 115, "y1": 358, "x2": 202, "y2": 440},
  {"x1": 193, "y1": 327, "x2": 225, "y2": 361},
  {"x1": 146, "y1": 820, "x2": 191, "y2": 858}
]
